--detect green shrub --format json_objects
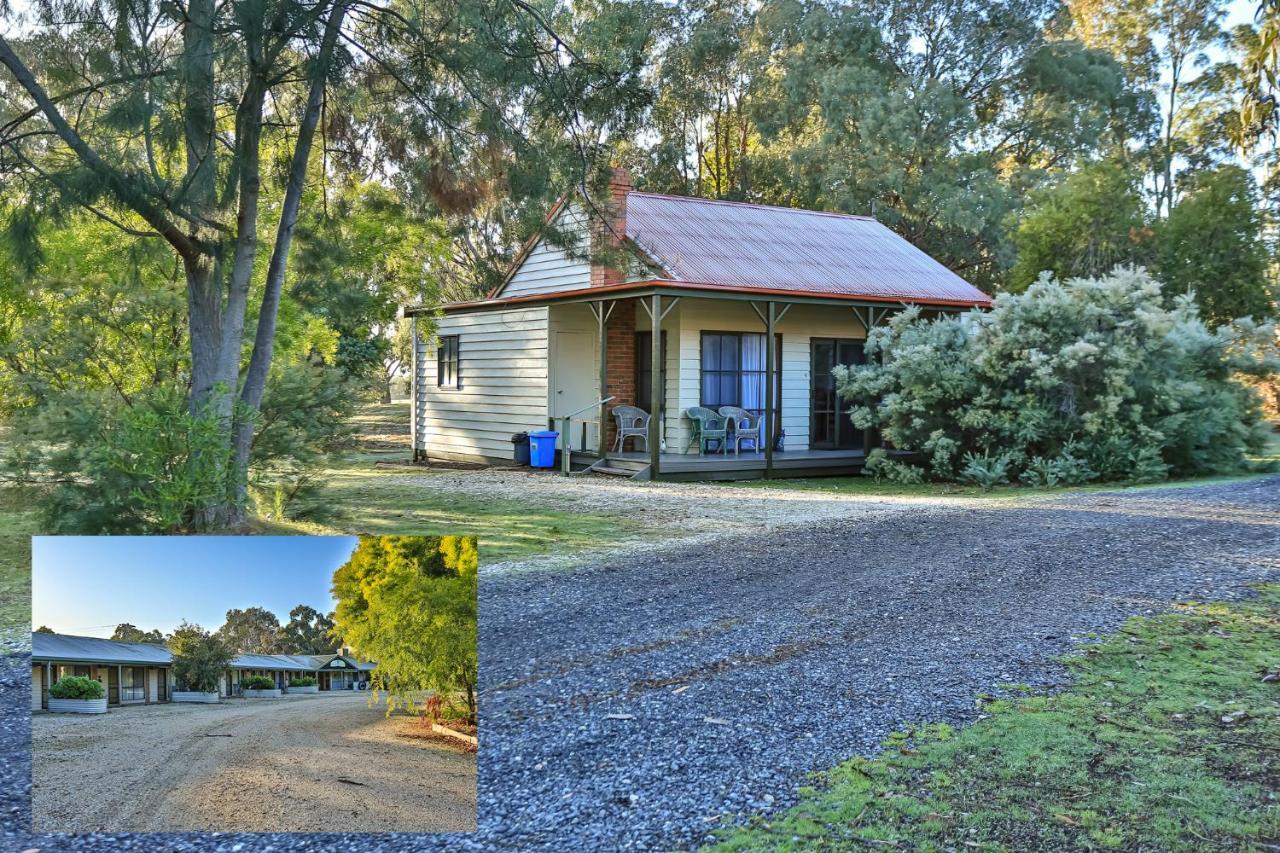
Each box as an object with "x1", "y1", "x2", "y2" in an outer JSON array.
[
  {"x1": 170, "y1": 621, "x2": 233, "y2": 692},
  {"x1": 49, "y1": 675, "x2": 104, "y2": 700},
  {"x1": 839, "y1": 268, "x2": 1279, "y2": 485},
  {"x1": 241, "y1": 675, "x2": 276, "y2": 690},
  {"x1": 289, "y1": 676, "x2": 317, "y2": 687}
]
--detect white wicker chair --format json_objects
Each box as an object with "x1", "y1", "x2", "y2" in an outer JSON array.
[
  {"x1": 611, "y1": 405, "x2": 651, "y2": 452},
  {"x1": 718, "y1": 406, "x2": 762, "y2": 454}
]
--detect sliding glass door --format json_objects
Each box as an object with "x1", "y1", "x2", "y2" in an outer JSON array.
[{"x1": 810, "y1": 338, "x2": 866, "y2": 450}]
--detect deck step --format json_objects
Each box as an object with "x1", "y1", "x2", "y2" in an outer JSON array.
[{"x1": 593, "y1": 465, "x2": 639, "y2": 477}]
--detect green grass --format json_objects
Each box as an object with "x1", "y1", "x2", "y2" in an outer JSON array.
[
  {"x1": 262, "y1": 401, "x2": 648, "y2": 562},
  {"x1": 733, "y1": 430, "x2": 1280, "y2": 500},
  {"x1": 0, "y1": 484, "x2": 37, "y2": 642},
  {"x1": 714, "y1": 586, "x2": 1280, "y2": 851},
  {"x1": 266, "y1": 452, "x2": 647, "y2": 562}
]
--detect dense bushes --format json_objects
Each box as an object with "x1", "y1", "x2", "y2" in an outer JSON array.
[
  {"x1": 289, "y1": 676, "x2": 317, "y2": 687},
  {"x1": 170, "y1": 622, "x2": 234, "y2": 693},
  {"x1": 241, "y1": 675, "x2": 277, "y2": 690},
  {"x1": 839, "y1": 269, "x2": 1278, "y2": 487},
  {"x1": 49, "y1": 676, "x2": 104, "y2": 700}
]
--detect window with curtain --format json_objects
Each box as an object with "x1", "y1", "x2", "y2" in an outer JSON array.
[
  {"x1": 700, "y1": 332, "x2": 780, "y2": 416},
  {"x1": 436, "y1": 335, "x2": 459, "y2": 388}
]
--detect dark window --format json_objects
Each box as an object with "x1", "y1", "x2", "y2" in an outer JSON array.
[
  {"x1": 635, "y1": 331, "x2": 668, "y2": 414},
  {"x1": 436, "y1": 335, "x2": 459, "y2": 388},
  {"x1": 699, "y1": 332, "x2": 782, "y2": 417}
]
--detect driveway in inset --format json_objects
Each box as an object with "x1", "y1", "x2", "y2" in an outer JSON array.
[
  {"x1": 32, "y1": 691, "x2": 476, "y2": 833},
  {"x1": 476, "y1": 476, "x2": 1280, "y2": 849}
]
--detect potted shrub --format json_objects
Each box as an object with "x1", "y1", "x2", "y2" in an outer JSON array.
[
  {"x1": 47, "y1": 675, "x2": 108, "y2": 714},
  {"x1": 241, "y1": 674, "x2": 281, "y2": 698},
  {"x1": 170, "y1": 621, "x2": 231, "y2": 703},
  {"x1": 287, "y1": 676, "x2": 318, "y2": 694}
]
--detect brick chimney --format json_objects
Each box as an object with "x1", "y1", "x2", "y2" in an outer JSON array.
[{"x1": 590, "y1": 166, "x2": 632, "y2": 288}]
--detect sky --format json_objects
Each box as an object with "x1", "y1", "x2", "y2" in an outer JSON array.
[{"x1": 31, "y1": 536, "x2": 358, "y2": 637}]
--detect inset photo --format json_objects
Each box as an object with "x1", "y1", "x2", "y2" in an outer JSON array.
[{"x1": 30, "y1": 535, "x2": 477, "y2": 834}]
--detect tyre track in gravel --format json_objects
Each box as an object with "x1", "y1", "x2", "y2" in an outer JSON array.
[{"x1": 474, "y1": 476, "x2": 1280, "y2": 850}]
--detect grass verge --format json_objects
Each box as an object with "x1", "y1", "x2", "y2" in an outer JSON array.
[
  {"x1": 714, "y1": 586, "x2": 1280, "y2": 851},
  {"x1": 0, "y1": 484, "x2": 38, "y2": 643},
  {"x1": 264, "y1": 402, "x2": 647, "y2": 562}
]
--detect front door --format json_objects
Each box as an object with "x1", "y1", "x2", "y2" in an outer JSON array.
[
  {"x1": 551, "y1": 330, "x2": 598, "y2": 451},
  {"x1": 810, "y1": 338, "x2": 866, "y2": 450}
]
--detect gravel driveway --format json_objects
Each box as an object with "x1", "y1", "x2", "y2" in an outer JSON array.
[
  {"x1": 32, "y1": 692, "x2": 475, "y2": 834},
  {"x1": 1, "y1": 476, "x2": 1277, "y2": 852},
  {"x1": 475, "y1": 476, "x2": 1280, "y2": 849}
]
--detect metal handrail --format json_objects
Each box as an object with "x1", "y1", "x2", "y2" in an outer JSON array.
[{"x1": 559, "y1": 396, "x2": 616, "y2": 474}]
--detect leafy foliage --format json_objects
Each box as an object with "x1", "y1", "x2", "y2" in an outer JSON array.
[
  {"x1": 331, "y1": 535, "x2": 478, "y2": 722},
  {"x1": 169, "y1": 621, "x2": 234, "y2": 694},
  {"x1": 278, "y1": 605, "x2": 338, "y2": 655},
  {"x1": 5, "y1": 387, "x2": 237, "y2": 534},
  {"x1": 715, "y1": 585, "x2": 1280, "y2": 850},
  {"x1": 111, "y1": 624, "x2": 165, "y2": 644},
  {"x1": 289, "y1": 676, "x2": 318, "y2": 688},
  {"x1": 49, "y1": 676, "x2": 105, "y2": 701},
  {"x1": 240, "y1": 675, "x2": 277, "y2": 691},
  {"x1": 838, "y1": 268, "x2": 1278, "y2": 487},
  {"x1": 217, "y1": 607, "x2": 283, "y2": 655}
]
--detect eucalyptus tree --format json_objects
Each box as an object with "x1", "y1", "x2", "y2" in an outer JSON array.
[{"x1": 0, "y1": 0, "x2": 647, "y2": 526}]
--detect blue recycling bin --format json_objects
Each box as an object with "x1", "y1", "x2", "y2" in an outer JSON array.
[{"x1": 528, "y1": 430, "x2": 559, "y2": 468}]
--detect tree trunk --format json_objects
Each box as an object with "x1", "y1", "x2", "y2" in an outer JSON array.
[{"x1": 231, "y1": 0, "x2": 348, "y2": 518}]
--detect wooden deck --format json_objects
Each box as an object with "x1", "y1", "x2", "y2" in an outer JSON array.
[{"x1": 575, "y1": 447, "x2": 869, "y2": 481}]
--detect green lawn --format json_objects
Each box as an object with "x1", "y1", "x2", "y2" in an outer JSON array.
[
  {"x1": 266, "y1": 450, "x2": 648, "y2": 562},
  {"x1": 262, "y1": 402, "x2": 648, "y2": 562},
  {"x1": 0, "y1": 484, "x2": 37, "y2": 643},
  {"x1": 732, "y1": 430, "x2": 1280, "y2": 500},
  {"x1": 715, "y1": 586, "x2": 1280, "y2": 851}
]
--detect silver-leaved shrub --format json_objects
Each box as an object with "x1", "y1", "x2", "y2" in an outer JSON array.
[{"x1": 837, "y1": 268, "x2": 1278, "y2": 486}]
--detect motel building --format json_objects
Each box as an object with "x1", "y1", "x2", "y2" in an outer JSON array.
[{"x1": 32, "y1": 632, "x2": 374, "y2": 712}]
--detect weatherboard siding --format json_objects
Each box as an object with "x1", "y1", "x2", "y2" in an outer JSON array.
[
  {"x1": 415, "y1": 306, "x2": 551, "y2": 462},
  {"x1": 670, "y1": 301, "x2": 867, "y2": 454},
  {"x1": 499, "y1": 202, "x2": 592, "y2": 298}
]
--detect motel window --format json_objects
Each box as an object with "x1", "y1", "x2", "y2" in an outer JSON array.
[
  {"x1": 634, "y1": 331, "x2": 668, "y2": 414},
  {"x1": 699, "y1": 332, "x2": 782, "y2": 417},
  {"x1": 436, "y1": 335, "x2": 460, "y2": 389}
]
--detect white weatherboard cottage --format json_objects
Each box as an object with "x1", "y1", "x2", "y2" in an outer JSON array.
[{"x1": 408, "y1": 168, "x2": 991, "y2": 481}]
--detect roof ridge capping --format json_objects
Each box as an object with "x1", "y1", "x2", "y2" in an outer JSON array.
[{"x1": 626, "y1": 190, "x2": 879, "y2": 222}]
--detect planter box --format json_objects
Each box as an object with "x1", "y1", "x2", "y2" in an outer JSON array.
[
  {"x1": 47, "y1": 697, "x2": 108, "y2": 714},
  {"x1": 287, "y1": 685, "x2": 319, "y2": 694},
  {"x1": 243, "y1": 688, "x2": 282, "y2": 698},
  {"x1": 172, "y1": 691, "x2": 220, "y2": 704}
]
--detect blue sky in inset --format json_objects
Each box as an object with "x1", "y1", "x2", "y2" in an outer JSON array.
[{"x1": 32, "y1": 536, "x2": 358, "y2": 637}]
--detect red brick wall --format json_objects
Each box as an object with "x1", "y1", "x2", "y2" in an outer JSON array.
[
  {"x1": 591, "y1": 167, "x2": 632, "y2": 289},
  {"x1": 604, "y1": 300, "x2": 638, "y2": 450}
]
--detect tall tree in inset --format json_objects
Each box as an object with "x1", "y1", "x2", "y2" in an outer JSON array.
[
  {"x1": 331, "y1": 535, "x2": 478, "y2": 722},
  {"x1": 216, "y1": 606, "x2": 282, "y2": 654},
  {"x1": 279, "y1": 604, "x2": 338, "y2": 655}
]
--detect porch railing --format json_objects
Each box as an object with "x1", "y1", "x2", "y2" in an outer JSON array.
[{"x1": 559, "y1": 396, "x2": 614, "y2": 474}]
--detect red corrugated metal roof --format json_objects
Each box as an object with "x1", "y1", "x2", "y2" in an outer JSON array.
[{"x1": 625, "y1": 192, "x2": 990, "y2": 306}]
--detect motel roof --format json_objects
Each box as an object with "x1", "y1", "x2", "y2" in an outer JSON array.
[
  {"x1": 33, "y1": 632, "x2": 374, "y2": 671},
  {"x1": 32, "y1": 633, "x2": 172, "y2": 665}
]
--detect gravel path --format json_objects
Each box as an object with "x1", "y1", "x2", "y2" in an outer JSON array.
[
  {"x1": 1, "y1": 476, "x2": 1277, "y2": 852},
  {"x1": 473, "y1": 476, "x2": 1280, "y2": 849},
  {"x1": 31, "y1": 692, "x2": 475, "y2": 834},
  {"x1": 387, "y1": 466, "x2": 952, "y2": 572}
]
